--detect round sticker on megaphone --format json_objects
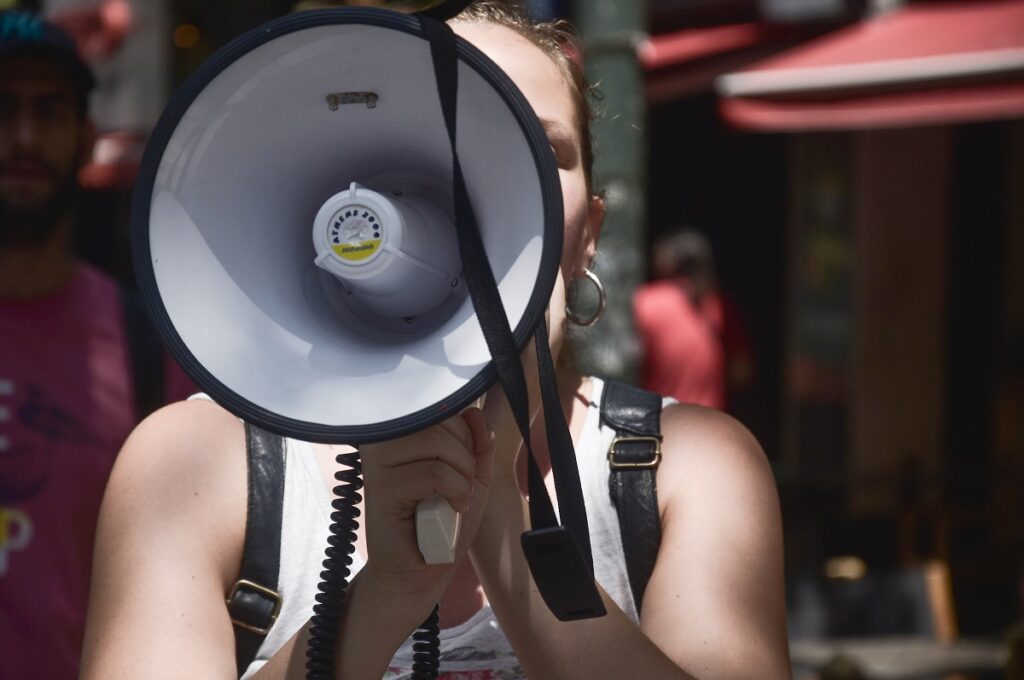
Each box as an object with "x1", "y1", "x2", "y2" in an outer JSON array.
[
  {"x1": 312, "y1": 180, "x2": 461, "y2": 320},
  {"x1": 329, "y1": 206, "x2": 384, "y2": 263}
]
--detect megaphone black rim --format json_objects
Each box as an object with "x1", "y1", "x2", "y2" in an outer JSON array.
[{"x1": 132, "y1": 8, "x2": 564, "y2": 444}]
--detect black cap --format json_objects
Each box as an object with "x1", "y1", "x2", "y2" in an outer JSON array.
[{"x1": 0, "y1": 10, "x2": 96, "y2": 97}]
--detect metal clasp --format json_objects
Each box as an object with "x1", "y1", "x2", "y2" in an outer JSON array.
[
  {"x1": 226, "y1": 579, "x2": 282, "y2": 635},
  {"x1": 607, "y1": 435, "x2": 662, "y2": 470}
]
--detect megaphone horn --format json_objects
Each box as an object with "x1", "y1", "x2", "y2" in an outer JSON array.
[{"x1": 135, "y1": 8, "x2": 559, "y2": 443}]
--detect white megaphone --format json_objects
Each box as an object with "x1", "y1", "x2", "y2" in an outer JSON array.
[{"x1": 132, "y1": 2, "x2": 603, "y2": 630}]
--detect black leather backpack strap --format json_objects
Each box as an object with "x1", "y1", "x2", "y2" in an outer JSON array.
[
  {"x1": 601, "y1": 380, "x2": 664, "y2": 613},
  {"x1": 227, "y1": 423, "x2": 286, "y2": 677}
]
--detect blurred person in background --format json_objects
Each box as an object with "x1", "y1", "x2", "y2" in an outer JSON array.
[
  {"x1": 0, "y1": 10, "x2": 191, "y2": 678},
  {"x1": 634, "y1": 228, "x2": 753, "y2": 410}
]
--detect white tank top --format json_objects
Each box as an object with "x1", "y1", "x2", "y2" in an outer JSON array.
[{"x1": 239, "y1": 377, "x2": 665, "y2": 679}]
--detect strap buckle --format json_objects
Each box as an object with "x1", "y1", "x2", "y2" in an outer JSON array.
[
  {"x1": 226, "y1": 579, "x2": 282, "y2": 635},
  {"x1": 607, "y1": 435, "x2": 662, "y2": 470}
]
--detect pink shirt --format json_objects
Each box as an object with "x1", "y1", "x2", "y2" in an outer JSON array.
[
  {"x1": 0, "y1": 264, "x2": 192, "y2": 679},
  {"x1": 634, "y1": 279, "x2": 725, "y2": 409}
]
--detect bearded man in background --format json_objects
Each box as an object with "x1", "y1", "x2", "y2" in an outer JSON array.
[{"x1": 0, "y1": 10, "x2": 190, "y2": 677}]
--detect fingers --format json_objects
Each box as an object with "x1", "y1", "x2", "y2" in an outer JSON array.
[
  {"x1": 367, "y1": 419, "x2": 475, "y2": 482},
  {"x1": 362, "y1": 409, "x2": 493, "y2": 510},
  {"x1": 379, "y1": 459, "x2": 475, "y2": 512},
  {"x1": 438, "y1": 411, "x2": 474, "y2": 452}
]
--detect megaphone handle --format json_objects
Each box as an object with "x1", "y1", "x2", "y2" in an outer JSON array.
[{"x1": 415, "y1": 495, "x2": 461, "y2": 565}]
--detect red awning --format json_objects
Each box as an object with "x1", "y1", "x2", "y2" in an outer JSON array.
[
  {"x1": 716, "y1": 0, "x2": 1024, "y2": 131},
  {"x1": 640, "y1": 23, "x2": 799, "y2": 104},
  {"x1": 640, "y1": 23, "x2": 775, "y2": 70}
]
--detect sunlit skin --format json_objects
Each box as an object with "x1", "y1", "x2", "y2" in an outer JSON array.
[{"x1": 80, "y1": 20, "x2": 791, "y2": 680}]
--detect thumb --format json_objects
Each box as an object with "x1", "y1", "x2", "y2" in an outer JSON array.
[
  {"x1": 460, "y1": 407, "x2": 495, "y2": 486},
  {"x1": 481, "y1": 383, "x2": 529, "y2": 459},
  {"x1": 481, "y1": 344, "x2": 541, "y2": 443}
]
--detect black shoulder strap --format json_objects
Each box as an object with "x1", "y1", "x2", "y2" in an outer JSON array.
[
  {"x1": 228, "y1": 423, "x2": 287, "y2": 677},
  {"x1": 601, "y1": 380, "x2": 664, "y2": 613},
  {"x1": 118, "y1": 283, "x2": 166, "y2": 420}
]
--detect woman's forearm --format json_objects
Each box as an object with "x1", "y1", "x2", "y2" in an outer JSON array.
[{"x1": 468, "y1": 481, "x2": 695, "y2": 680}]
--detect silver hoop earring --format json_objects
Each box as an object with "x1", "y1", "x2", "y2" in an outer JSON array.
[{"x1": 566, "y1": 268, "x2": 606, "y2": 327}]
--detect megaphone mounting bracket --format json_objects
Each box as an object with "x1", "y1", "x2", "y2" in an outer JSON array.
[{"x1": 326, "y1": 91, "x2": 379, "y2": 110}]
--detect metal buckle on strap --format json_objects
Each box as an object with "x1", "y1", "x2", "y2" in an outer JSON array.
[
  {"x1": 226, "y1": 579, "x2": 282, "y2": 635},
  {"x1": 607, "y1": 435, "x2": 662, "y2": 470}
]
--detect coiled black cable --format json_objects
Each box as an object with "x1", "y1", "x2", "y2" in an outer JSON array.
[
  {"x1": 412, "y1": 605, "x2": 441, "y2": 679},
  {"x1": 303, "y1": 447, "x2": 443, "y2": 679},
  {"x1": 305, "y1": 448, "x2": 363, "y2": 679}
]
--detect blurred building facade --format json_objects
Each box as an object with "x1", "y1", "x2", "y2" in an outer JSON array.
[{"x1": 643, "y1": 0, "x2": 1024, "y2": 637}]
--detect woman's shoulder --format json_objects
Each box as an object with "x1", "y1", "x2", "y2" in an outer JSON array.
[
  {"x1": 115, "y1": 398, "x2": 247, "y2": 482},
  {"x1": 588, "y1": 378, "x2": 774, "y2": 513},
  {"x1": 101, "y1": 398, "x2": 248, "y2": 579},
  {"x1": 656, "y1": 402, "x2": 777, "y2": 514}
]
